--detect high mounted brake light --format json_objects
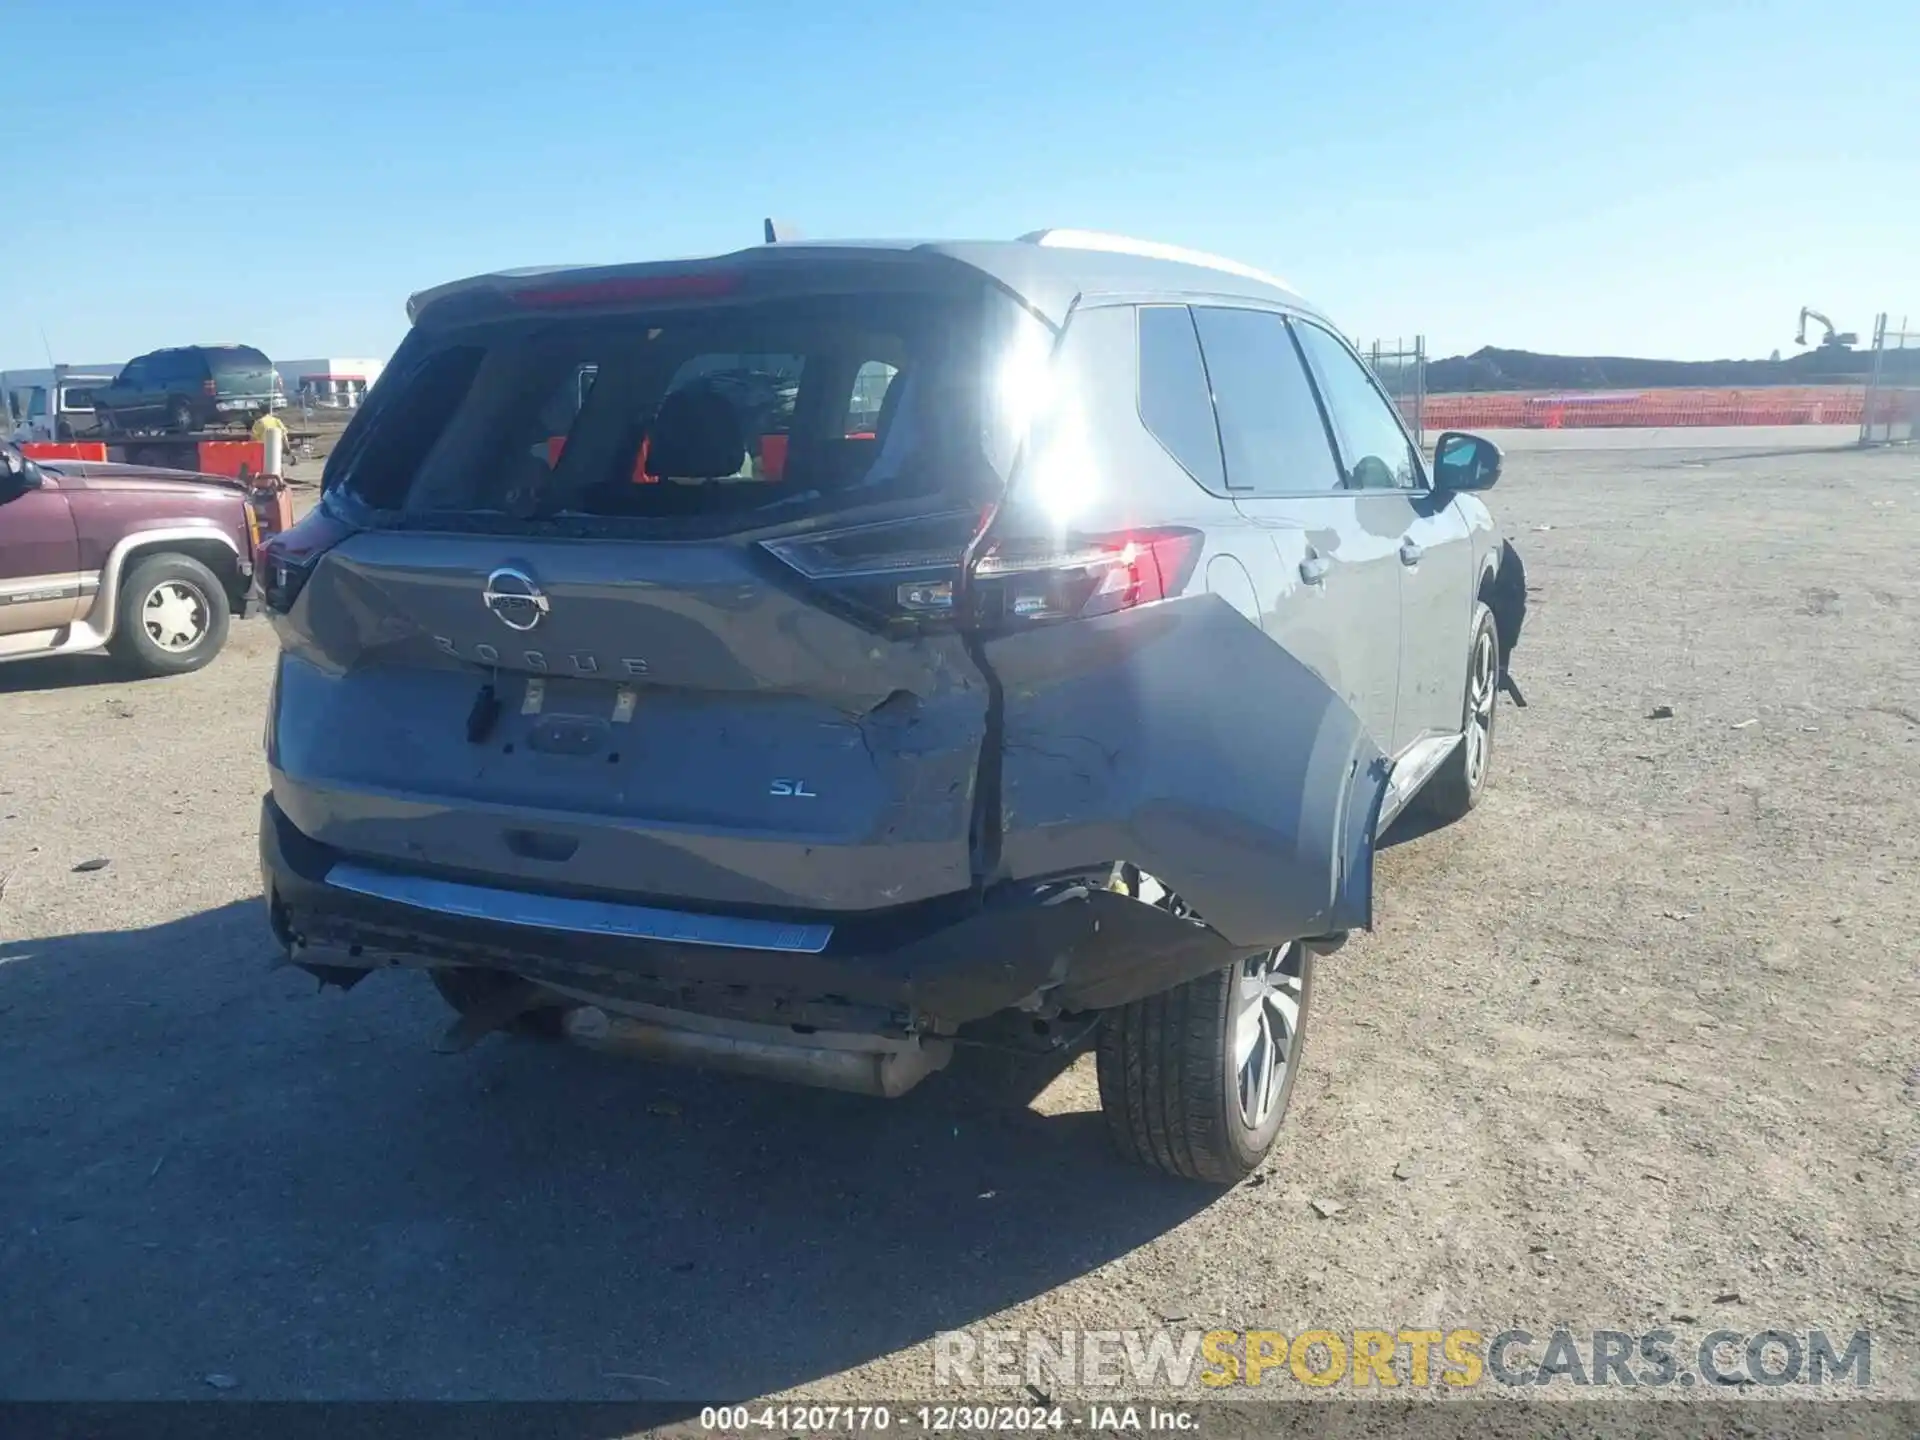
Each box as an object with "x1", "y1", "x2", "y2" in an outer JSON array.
[{"x1": 508, "y1": 272, "x2": 740, "y2": 309}]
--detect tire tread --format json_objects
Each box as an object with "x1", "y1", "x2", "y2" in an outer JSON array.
[{"x1": 1098, "y1": 965, "x2": 1255, "y2": 1185}]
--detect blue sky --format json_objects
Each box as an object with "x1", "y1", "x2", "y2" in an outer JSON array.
[{"x1": 5, "y1": 0, "x2": 1913, "y2": 369}]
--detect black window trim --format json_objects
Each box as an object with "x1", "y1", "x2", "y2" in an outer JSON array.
[{"x1": 1287, "y1": 316, "x2": 1431, "y2": 495}]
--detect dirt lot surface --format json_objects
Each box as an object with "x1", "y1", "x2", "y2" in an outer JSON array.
[{"x1": 1, "y1": 440, "x2": 1916, "y2": 1412}]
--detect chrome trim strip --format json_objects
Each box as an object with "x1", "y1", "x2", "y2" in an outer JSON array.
[
  {"x1": 0, "y1": 571, "x2": 91, "y2": 601},
  {"x1": 323, "y1": 862, "x2": 834, "y2": 954}
]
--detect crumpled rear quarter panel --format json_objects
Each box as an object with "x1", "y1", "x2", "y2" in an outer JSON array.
[{"x1": 983, "y1": 592, "x2": 1388, "y2": 948}]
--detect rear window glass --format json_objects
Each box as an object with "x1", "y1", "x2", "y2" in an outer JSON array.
[
  {"x1": 208, "y1": 346, "x2": 273, "y2": 374},
  {"x1": 335, "y1": 291, "x2": 1013, "y2": 533}
]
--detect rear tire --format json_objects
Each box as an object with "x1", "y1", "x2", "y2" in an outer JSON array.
[
  {"x1": 1096, "y1": 944, "x2": 1312, "y2": 1184},
  {"x1": 167, "y1": 397, "x2": 195, "y2": 433},
  {"x1": 1415, "y1": 602, "x2": 1499, "y2": 823},
  {"x1": 428, "y1": 967, "x2": 565, "y2": 1038},
  {"x1": 107, "y1": 553, "x2": 230, "y2": 677}
]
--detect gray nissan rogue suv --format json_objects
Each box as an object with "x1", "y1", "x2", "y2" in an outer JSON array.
[{"x1": 258, "y1": 230, "x2": 1525, "y2": 1182}]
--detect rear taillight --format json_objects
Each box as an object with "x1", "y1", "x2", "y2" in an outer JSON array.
[
  {"x1": 759, "y1": 514, "x2": 1199, "y2": 633},
  {"x1": 969, "y1": 529, "x2": 1201, "y2": 627},
  {"x1": 759, "y1": 511, "x2": 984, "y2": 631},
  {"x1": 258, "y1": 507, "x2": 357, "y2": 614},
  {"x1": 202, "y1": 378, "x2": 217, "y2": 396}
]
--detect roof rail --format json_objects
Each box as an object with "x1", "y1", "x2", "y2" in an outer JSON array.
[{"x1": 1017, "y1": 229, "x2": 1290, "y2": 291}]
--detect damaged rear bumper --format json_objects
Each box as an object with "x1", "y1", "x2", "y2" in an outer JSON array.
[
  {"x1": 263, "y1": 794, "x2": 1266, "y2": 1031},
  {"x1": 260, "y1": 593, "x2": 1393, "y2": 1036}
]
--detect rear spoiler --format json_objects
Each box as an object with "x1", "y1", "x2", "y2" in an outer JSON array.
[{"x1": 405, "y1": 246, "x2": 988, "y2": 327}]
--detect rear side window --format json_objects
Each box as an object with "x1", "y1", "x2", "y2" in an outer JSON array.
[
  {"x1": 1190, "y1": 307, "x2": 1341, "y2": 495},
  {"x1": 1136, "y1": 305, "x2": 1226, "y2": 492},
  {"x1": 1290, "y1": 321, "x2": 1421, "y2": 490}
]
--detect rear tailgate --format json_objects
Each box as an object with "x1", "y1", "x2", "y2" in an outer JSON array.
[
  {"x1": 211, "y1": 347, "x2": 278, "y2": 402},
  {"x1": 267, "y1": 257, "x2": 1030, "y2": 917},
  {"x1": 271, "y1": 529, "x2": 989, "y2": 911}
]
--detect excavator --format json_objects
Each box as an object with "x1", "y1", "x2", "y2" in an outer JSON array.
[{"x1": 1796, "y1": 307, "x2": 1859, "y2": 349}]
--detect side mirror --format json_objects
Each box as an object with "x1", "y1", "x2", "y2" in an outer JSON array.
[
  {"x1": 1433, "y1": 430, "x2": 1502, "y2": 492},
  {"x1": 1, "y1": 443, "x2": 45, "y2": 490}
]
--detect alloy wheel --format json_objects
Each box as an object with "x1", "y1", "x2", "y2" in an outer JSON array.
[
  {"x1": 1232, "y1": 943, "x2": 1305, "y2": 1131},
  {"x1": 1465, "y1": 627, "x2": 1497, "y2": 787}
]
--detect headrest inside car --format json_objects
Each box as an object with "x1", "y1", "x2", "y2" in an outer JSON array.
[{"x1": 645, "y1": 384, "x2": 745, "y2": 479}]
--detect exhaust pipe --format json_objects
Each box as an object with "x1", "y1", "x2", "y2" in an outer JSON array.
[{"x1": 557, "y1": 1001, "x2": 953, "y2": 1098}]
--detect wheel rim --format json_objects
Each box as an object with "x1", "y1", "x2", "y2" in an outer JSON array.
[
  {"x1": 1464, "y1": 627, "x2": 1497, "y2": 788},
  {"x1": 1232, "y1": 943, "x2": 1305, "y2": 1131},
  {"x1": 141, "y1": 580, "x2": 208, "y2": 652}
]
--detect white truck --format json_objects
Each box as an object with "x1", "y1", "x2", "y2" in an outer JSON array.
[{"x1": 3, "y1": 364, "x2": 118, "y2": 443}]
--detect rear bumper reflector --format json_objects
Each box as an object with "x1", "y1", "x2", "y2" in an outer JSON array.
[{"x1": 322, "y1": 862, "x2": 834, "y2": 954}]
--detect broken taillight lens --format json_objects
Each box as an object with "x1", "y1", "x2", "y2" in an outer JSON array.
[
  {"x1": 258, "y1": 507, "x2": 358, "y2": 614},
  {"x1": 759, "y1": 514, "x2": 1199, "y2": 633}
]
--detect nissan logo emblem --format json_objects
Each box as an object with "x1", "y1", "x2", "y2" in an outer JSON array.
[{"x1": 482, "y1": 567, "x2": 550, "y2": 632}]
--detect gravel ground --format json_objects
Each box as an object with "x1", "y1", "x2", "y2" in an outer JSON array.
[{"x1": 1, "y1": 439, "x2": 1916, "y2": 1412}]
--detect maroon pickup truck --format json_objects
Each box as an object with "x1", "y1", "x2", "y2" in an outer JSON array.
[{"x1": 0, "y1": 441, "x2": 259, "y2": 676}]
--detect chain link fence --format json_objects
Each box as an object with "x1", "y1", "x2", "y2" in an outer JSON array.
[
  {"x1": 1364, "y1": 336, "x2": 1426, "y2": 439},
  {"x1": 1861, "y1": 314, "x2": 1918, "y2": 445}
]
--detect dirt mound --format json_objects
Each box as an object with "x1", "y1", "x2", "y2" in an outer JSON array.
[{"x1": 1428, "y1": 344, "x2": 1913, "y2": 393}]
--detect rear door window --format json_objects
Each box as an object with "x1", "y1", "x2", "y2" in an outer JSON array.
[
  {"x1": 1290, "y1": 321, "x2": 1422, "y2": 491},
  {"x1": 1190, "y1": 307, "x2": 1342, "y2": 495},
  {"x1": 1135, "y1": 305, "x2": 1226, "y2": 493}
]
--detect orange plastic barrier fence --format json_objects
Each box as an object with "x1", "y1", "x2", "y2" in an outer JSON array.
[
  {"x1": 20, "y1": 442, "x2": 109, "y2": 462},
  {"x1": 193, "y1": 441, "x2": 267, "y2": 477},
  {"x1": 1420, "y1": 387, "x2": 1865, "y2": 431}
]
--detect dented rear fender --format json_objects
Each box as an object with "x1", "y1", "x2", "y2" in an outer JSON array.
[{"x1": 980, "y1": 593, "x2": 1389, "y2": 949}]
